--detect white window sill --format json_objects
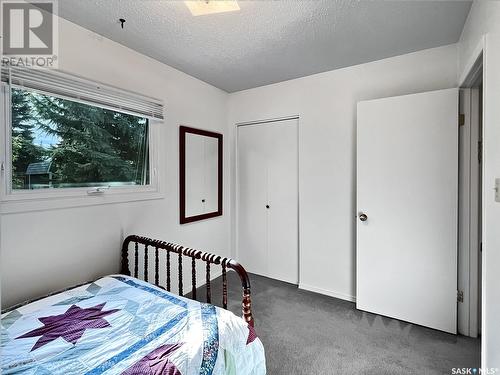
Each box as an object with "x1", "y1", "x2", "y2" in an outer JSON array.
[{"x1": 0, "y1": 188, "x2": 164, "y2": 214}]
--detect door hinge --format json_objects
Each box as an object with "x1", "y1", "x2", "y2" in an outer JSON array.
[
  {"x1": 459, "y1": 114, "x2": 465, "y2": 126},
  {"x1": 478, "y1": 141, "x2": 482, "y2": 163},
  {"x1": 457, "y1": 290, "x2": 464, "y2": 303}
]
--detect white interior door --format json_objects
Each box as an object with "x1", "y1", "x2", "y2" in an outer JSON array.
[
  {"x1": 357, "y1": 88, "x2": 458, "y2": 334},
  {"x1": 237, "y1": 118, "x2": 299, "y2": 284},
  {"x1": 267, "y1": 120, "x2": 299, "y2": 284},
  {"x1": 237, "y1": 124, "x2": 269, "y2": 276}
]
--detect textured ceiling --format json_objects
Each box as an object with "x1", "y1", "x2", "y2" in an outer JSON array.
[{"x1": 58, "y1": 0, "x2": 472, "y2": 93}]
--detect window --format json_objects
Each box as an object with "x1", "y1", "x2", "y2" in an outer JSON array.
[
  {"x1": 11, "y1": 88, "x2": 149, "y2": 190},
  {"x1": 1, "y1": 67, "x2": 164, "y2": 212}
]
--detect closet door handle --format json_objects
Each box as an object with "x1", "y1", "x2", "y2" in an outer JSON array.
[{"x1": 266, "y1": 204, "x2": 270, "y2": 209}]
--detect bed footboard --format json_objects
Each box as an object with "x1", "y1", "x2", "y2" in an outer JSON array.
[{"x1": 120, "y1": 235, "x2": 254, "y2": 326}]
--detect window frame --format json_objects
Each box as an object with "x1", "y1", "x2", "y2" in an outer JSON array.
[{"x1": 0, "y1": 83, "x2": 163, "y2": 214}]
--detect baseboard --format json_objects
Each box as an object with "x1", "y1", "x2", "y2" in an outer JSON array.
[{"x1": 299, "y1": 283, "x2": 356, "y2": 303}]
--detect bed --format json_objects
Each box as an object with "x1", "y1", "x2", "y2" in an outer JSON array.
[{"x1": 1, "y1": 235, "x2": 266, "y2": 374}]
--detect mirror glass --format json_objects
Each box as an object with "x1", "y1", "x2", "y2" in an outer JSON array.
[
  {"x1": 185, "y1": 133, "x2": 218, "y2": 217},
  {"x1": 180, "y1": 126, "x2": 222, "y2": 223}
]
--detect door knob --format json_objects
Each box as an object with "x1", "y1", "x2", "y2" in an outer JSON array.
[
  {"x1": 359, "y1": 213, "x2": 368, "y2": 222},
  {"x1": 266, "y1": 205, "x2": 270, "y2": 209}
]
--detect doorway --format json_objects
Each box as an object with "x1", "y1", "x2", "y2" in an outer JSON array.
[
  {"x1": 355, "y1": 81, "x2": 482, "y2": 337},
  {"x1": 356, "y1": 88, "x2": 459, "y2": 333}
]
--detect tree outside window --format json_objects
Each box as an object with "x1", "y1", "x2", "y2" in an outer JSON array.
[{"x1": 11, "y1": 88, "x2": 149, "y2": 190}]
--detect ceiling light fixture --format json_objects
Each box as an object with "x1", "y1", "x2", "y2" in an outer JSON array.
[{"x1": 184, "y1": 0, "x2": 240, "y2": 16}]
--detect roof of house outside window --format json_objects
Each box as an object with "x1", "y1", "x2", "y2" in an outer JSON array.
[{"x1": 26, "y1": 161, "x2": 52, "y2": 175}]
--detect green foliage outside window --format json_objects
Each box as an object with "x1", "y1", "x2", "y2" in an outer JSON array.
[{"x1": 10, "y1": 88, "x2": 149, "y2": 190}]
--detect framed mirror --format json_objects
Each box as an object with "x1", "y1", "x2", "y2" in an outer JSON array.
[{"x1": 180, "y1": 126, "x2": 223, "y2": 224}]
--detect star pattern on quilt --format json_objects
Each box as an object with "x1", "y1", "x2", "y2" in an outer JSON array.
[
  {"x1": 246, "y1": 324, "x2": 257, "y2": 345},
  {"x1": 16, "y1": 303, "x2": 119, "y2": 351},
  {"x1": 121, "y1": 343, "x2": 184, "y2": 375}
]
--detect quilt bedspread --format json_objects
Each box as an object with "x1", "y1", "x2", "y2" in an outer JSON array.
[{"x1": 1, "y1": 275, "x2": 266, "y2": 375}]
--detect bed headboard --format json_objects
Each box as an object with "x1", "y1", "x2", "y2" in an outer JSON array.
[{"x1": 120, "y1": 235, "x2": 254, "y2": 326}]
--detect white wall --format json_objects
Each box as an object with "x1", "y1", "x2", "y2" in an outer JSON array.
[
  {"x1": 458, "y1": 1, "x2": 500, "y2": 77},
  {"x1": 1, "y1": 17, "x2": 230, "y2": 308},
  {"x1": 459, "y1": 1, "x2": 500, "y2": 368},
  {"x1": 227, "y1": 44, "x2": 458, "y2": 302}
]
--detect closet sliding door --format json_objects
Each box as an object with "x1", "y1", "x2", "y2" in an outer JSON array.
[
  {"x1": 237, "y1": 124, "x2": 269, "y2": 277},
  {"x1": 237, "y1": 118, "x2": 298, "y2": 284}
]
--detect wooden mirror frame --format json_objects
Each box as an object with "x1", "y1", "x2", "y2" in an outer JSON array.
[{"x1": 179, "y1": 126, "x2": 223, "y2": 224}]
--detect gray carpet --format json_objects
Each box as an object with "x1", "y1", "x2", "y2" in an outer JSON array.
[{"x1": 196, "y1": 272, "x2": 480, "y2": 375}]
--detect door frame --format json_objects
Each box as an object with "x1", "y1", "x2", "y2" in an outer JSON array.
[
  {"x1": 235, "y1": 115, "x2": 300, "y2": 283},
  {"x1": 459, "y1": 42, "x2": 484, "y2": 341},
  {"x1": 459, "y1": 38, "x2": 485, "y2": 365},
  {"x1": 458, "y1": 86, "x2": 482, "y2": 338}
]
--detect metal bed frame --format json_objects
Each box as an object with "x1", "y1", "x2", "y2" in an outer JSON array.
[{"x1": 121, "y1": 235, "x2": 254, "y2": 326}]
